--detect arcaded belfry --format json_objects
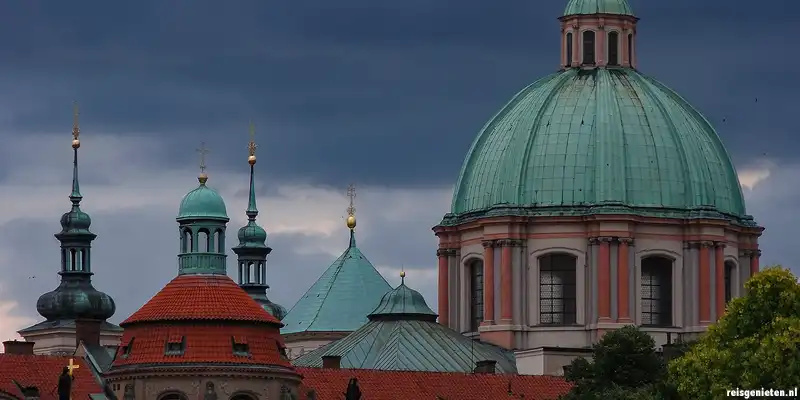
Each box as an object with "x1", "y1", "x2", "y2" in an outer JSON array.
[{"x1": 432, "y1": 0, "x2": 762, "y2": 374}]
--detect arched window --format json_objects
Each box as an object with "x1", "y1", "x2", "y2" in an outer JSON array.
[
  {"x1": 640, "y1": 256, "x2": 673, "y2": 326},
  {"x1": 539, "y1": 254, "x2": 577, "y2": 325},
  {"x1": 182, "y1": 229, "x2": 193, "y2": 253},
  {"x1": 70, "y1": 249, "x2": 78, "y2": 272},
  {"x1": 197, "y1": 229, "x2": 210, "y2": 252},
  {"x1": 214, "y1": 230, "x2": 224, "y2": 253},
  {"x1": 468, "y1": 259, "x2": 484, "y2": 332},
  {"x1": 582, "y1": 30, "x2": 595, "y2": 65},
  {"x1": 231, "y1": 395, "x2": 257, "y2": 400},
  {"x1": 248, "y1": 262, "x2": 256, "y2": 283},
  {"x1": 565, "y1": 32, "x2": 573, "y2": 66},
  {"x1": 157, "y1": 392, "x2": 188, "y2": 400},
  {"x1": 724, "y1": 261, "x2": 736, "y2": 304},
  {"x1": 627, "y1": 33, "x2": 633, "y2": 66},
  {"x1": 608, "y1": 31, "x2": 619, "y2": 66}
]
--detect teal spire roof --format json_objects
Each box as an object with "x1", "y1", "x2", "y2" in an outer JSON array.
[
  {"x1": 444, "y1": 68, "x2": 755, "y2": 227},
  {"x1": 232, "y1": 131, "x2": 286, "y2": 320},
  {"x1": 36, "y1": 108, "x2": 116, "y2": 323},
  {"x1": 177, "y1": 175, "x2": 229, "y2": 221},
  {"x1": 281, "y1": 229, "x2": 392, "y2": 334},
  {"x1": 293, "y1": 277, "x2": 517, "y2": 373},
  {"x1": 563, "y1": 0, "x2": 634, "y2": 16}
]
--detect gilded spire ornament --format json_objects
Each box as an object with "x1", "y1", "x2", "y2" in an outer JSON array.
[
  {"x1": 248, "y1": 121, "x2": 258, "y2": 165},
  {"x1": 196, "y1": 141, "x2": 210, "y2": 184},
  {"x1": 246, "y1": 123, "x2": 259, "y2": 219},
  {"x1": 71, "y1": 102, "x2": 80, "y2": 149},
  {"x1": 346, "y1": 184, "x2": 357, "y2": 230}
]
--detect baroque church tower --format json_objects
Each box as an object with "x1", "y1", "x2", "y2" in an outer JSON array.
[
  {"x1": 233, "y1": 123, "x2": 287, "y2": 320},
  {"x1": 19, "y1": 104, "x2": 121, "y2": 354}
]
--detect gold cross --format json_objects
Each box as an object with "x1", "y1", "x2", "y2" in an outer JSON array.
[
  {"x1": 346, "y1": 184, "x2": 356, "y2": 216},
  {"x1": 248, "y1": 122, "x2": 258, "y2": 156},
  {"x1": 72, "y1": 102, "x2": 80, "y2": 140},
  {"x1": 67, "y1": 358, "x2": 80, "y2": 376},
  {"x1": 196, "y1": 142, "x2": 210, "y2": 173}
]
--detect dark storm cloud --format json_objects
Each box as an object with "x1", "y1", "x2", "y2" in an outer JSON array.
[{"x1": 1, "y1": 0, "x2": 795, "y2": 187}]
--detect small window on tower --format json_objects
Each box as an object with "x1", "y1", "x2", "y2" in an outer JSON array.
[
  {"x1": 582, "y1": 30, "x2": 596, "y2": 65},
  {"x1": 608, "y1": 31, "x2": 619, "y2": 66},
  {"x1": 121, "y1": 337, "x2": 134, "y2": 358},
  {"x1": 232, "y1": 336, "x2": 250, "y2": 357},
  {"x1": 164, "y1": 334, "x2": 185, "y2": 356}
]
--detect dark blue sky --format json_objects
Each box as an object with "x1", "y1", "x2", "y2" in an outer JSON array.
[{"x1": 0, "y1": 0, "x2": 798, "y2": 338}]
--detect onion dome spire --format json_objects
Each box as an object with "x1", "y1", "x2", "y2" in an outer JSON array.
[
  {"x1": 233, "y1": 122, "x2": 286, "y2": 320},
  {"x1": 36, "y1": 103, "x2": 116, "y2": 322}
]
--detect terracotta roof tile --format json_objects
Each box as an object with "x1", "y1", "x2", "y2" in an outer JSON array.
[
  {"x1": 111, "y1": 323, "x2": 292, "y2": 368},
  {"x1": 297, "y1": 368, "x2": 572, "y2": 400},
  {"x1": 0, "y1": 354, "x2": 102, "y2": 400},
  {"x1": 122, "y1": 274, "x2": 279, "y2": 325},
  {"x1": 167, "y1": 334, "x2": 183, "y2": 343}
]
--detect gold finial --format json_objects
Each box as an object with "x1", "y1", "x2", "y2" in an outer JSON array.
[
  {"x1": 71, "y1": 102, "x2": 81, "y2": 149},
  {"x1": 346, "y1": 184, "x2": 357, "y2": 230},
  {"x1": 248, "y1": 121, "x2": 258, "y2": 165},
  {"x1": 196, "y1": 142, "x2": 210, "y2": 184},
  {"x1": 400, "y1": 270, "x2": 406, "y2": 278}
]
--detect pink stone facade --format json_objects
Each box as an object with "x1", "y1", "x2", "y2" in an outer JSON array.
[{"x1": 559, "y1": 14, "x2": 638, "y2": 68}]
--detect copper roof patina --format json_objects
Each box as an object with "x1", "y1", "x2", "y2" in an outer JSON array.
[
  {"x1": 293, "y1": 278, "x2": 517, "y2": 373},
  {"x1": 281, "y1": 230, "x2": 392, "y2": 334},
  {"x1": 563, "y1": 0, "x2": 635, "y2": 16}
]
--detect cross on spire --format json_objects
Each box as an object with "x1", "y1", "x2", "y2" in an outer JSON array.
[
  {"x1": 67, "y1": 358, "x2": 80, "y2": 376},
  {"x1": 196, "y1": 142, "x2": 210, "y2": 174},
  {"x1": 346, "y1": 184, "x2": 356, "y2": 216}
]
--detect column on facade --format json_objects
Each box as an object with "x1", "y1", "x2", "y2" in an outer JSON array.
[
  {"x1": 436, "y1": 248, "x2": 450, "y2": 327},
  {"x1": 621, "y1": 27, "x2": 630, "y2": 66},
  {"x1": 715, "y1": 242, "x2": 726, "y2": 320},
  {"x1": 572, "y1": 25, "x2": 580, "y2": 66},
  {"x1": 482, "y1": 240, "x2": 495, "y2": 325},
  {"x1": 500, "y1": 240, "x2": 514, "y2": 323},
  {"x1": 750, "y1": 249, "x2": 760, "y2": 276},
  {"x1": 596, "y1": 26, "x2": 606, "y2": 65},
  {"x1": 617, "y1": 238, "x2": 632, "y2": 323},
  {"x1": 597, "y1": 237, "x2": 612, "y2": 322},
  {"x1": 698, "y1": 241, "x2": 713, "y2": 324}
]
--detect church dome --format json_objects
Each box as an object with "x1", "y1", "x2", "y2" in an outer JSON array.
[
  {"x1": 237, "y1": 222, "x2": 268, "y2": 246},
  {"x1": 59, "y1": 209, "x2": 92, "y2": 232},
  {"x1": 368, "y1": 276, "x2": 437, "y2": 320},
  {"x1": 36, "y1": 279, "x2": 116, "y2": 321},
  {"x1": 449, "y1": 68, "x2": 749, "y2": 224},
  {"x1": 177, "y1": 176, "x2": 229, "y2": 221},
  {"x1": 563, "y1": 0, "x2": 634, "y2": 16}
]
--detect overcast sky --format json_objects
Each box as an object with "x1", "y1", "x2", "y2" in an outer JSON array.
[{"x1": 0, "y1": 0, "x2": 798, "y2": 342}]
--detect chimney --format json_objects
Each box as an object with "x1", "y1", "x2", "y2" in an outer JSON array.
[
  {"x1": 322, "y1": 355, "x2": 341, "y2": 369},
  {"x1": 75, "y1": 319, "x2": 102, "y2": 348},
  {"x1": 3, "y1": 340, "x2": 35, "y2": 355},
  {"x1": 474, "y1": 360, "x2": 497, "y2": 374}
]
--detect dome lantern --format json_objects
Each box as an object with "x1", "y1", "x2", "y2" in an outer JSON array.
[{"x1": 558, "y1": 0, "x2": 639, "y2": 69}]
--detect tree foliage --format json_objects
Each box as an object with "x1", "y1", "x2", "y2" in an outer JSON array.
[
  {"x1": 561, "y1": 325, "x2": 673, "y2": 399},
  {"x1": 669, "y1": 266, "x2": 800, "y2": 399}
]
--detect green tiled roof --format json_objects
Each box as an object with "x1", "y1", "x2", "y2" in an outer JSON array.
[
  {"x1": 563, "y1": 0, "x2": 634, "y2": 16},
  {"x1": 447, "y1": 68, "x2": 752, "y2": 226},
  {"x1": 294, "y1": 282, "x2": 516, "y2": 373},
  {"x1": 281, "y1": 230, "x2": 392, "y2": 334},
  {"x1": 177, "y1": 177, "x2": 229, "y2": 221}
]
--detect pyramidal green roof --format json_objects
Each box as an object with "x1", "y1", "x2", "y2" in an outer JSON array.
[
  {"x1": 293, "y1": 280, "x2": 517, "y2": 373},
  {"x1": 281, "y1": 230, "x2": 392, "y2": 334}
]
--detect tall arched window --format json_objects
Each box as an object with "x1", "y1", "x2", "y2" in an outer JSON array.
[
  {"x1": 640, "y1": 256, "x2": 673, "y2": 326},
  {"x1": 182, "y1": 229, "x2": 193, "y2": 253},
  {"x1": 539, "y1": 254, "x2": 577, "y2": 325},
  {"x1": 724, "y1": 261, "x2": 736, "y2": 304},
  {"x1": 468, "y1": 260, "x2": 484, "y2": 332},
  {"x1": 582, "y1": 30, "x2": 596, "y2": 65},
  {"x1": 565, "y1": 32, "x2": 573, "y2": 66},
  {"x1": 627, "y1": 33, "x2": 633, "y2": 66},
  {"x1": 197, "y1": 229, "x2": 209, "y2": 252},
  {"x1": 608, "y1": 31, "x2": 619, "y2": 66}
]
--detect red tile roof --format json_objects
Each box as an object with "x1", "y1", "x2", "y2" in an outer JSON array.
[
  {"x1": 0, "y1": 354, "x2": 102, "y2": 400},
  {"x1": 111, "y1": 323, "x2": 293, "y2": 368},
  {"x1": 296, "y1": 368, "x2": 572, "y2": 400},
  {"x1": 122, "y1": 274, "x2": 280, "y2": 325}
]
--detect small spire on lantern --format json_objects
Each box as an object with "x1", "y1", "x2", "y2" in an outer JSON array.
[
  {"x1": 248, "y1": 121, "x2": 258, "y2": 166},
  {"x1": 346, "y1": 184, "x2": 357, "y2": 230},
  {"x1": 196, "y1": 141, "x2": 210, "y2": 184},
  {"x1": 400, "y1": 268, "x2": 406, "y2": 284}
]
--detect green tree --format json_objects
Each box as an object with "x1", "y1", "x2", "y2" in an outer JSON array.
[
  {"x1": 561, "y1": 325, "x2": 673, "y2": 399},
  {"x1": 669, "y1": 266, "x2": 800, "y2": 399}
]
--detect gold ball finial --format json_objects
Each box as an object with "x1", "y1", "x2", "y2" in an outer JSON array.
[
  {"x1": 198, "y1": 173, "x2": 208, "y2": 185},
  {"x1": 248, "y1": 154, "x2": 257, "y2": 165},
  {"x1": 346, "y1": 215, "x2": 357, "y2": 230},
  {"x1": 72, "y1": 139, "x2": 80, "y2": 149},
  {"x1": 400, "y1": 270, "x2": 406, "y2": 279}
]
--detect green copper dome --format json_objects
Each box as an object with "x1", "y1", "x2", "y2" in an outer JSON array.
[
  {"x1": 563, "y1": 0, "x2": 634, "y2": 16},
  {"x1": 177, "y1": 176, "x2": 229, "y2": 221},
  {"x1": 447, "y1": 68, "x2": 752, "y2": 225},
  {"x1": 368, "y1": 277, "x2": 437, "y2": 320}
]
